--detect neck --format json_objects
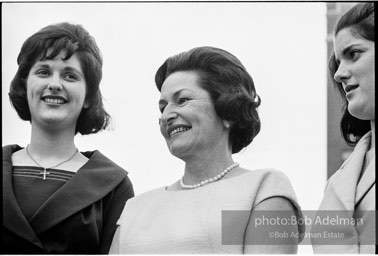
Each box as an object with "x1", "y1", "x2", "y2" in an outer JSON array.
[
  {"x1": 370, "y1": 120, "x2": 375, "y2": 150},
  {"x1": 183, "y1": 148, "x2": 234, "y2": 185},
  {"x1": 29, "y1": 123, "x2": 77, "y2": 159}
]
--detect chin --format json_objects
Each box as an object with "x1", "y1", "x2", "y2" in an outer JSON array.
[
  {"x1": 348, "y1": 106, "x2": 374, "y2": 121},
  {"x1": 40, "y1": 116, "x2": 63, "y2": 123},
  {"x1": 169, "y1": 147, "x2": 186, "y2": 159},
  {"x1": 168, "y1": 142, "x2": 194, "y2": 159},
  {"x1": 42, "y1": 111, "x2": 68, "y2": 120}
]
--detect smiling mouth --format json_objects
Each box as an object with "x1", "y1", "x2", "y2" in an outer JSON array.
[
  {"x1": 169, "y1": 126, "x2": 191, "y2": 137},
  {"x1": 41, "y1": 96, "x2": 68, "y2": 104},
  {"x1": 344, "y1": 84, "x2": 359, "y2": 94}
]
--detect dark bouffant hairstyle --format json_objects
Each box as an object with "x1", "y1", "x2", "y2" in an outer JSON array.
[
  {"x1": 9, "y1": 22, "x2": 110, "y2": 135},
  {"x1": 329, "y1": 2, "x2": 374, "y2": 145},
  {"x1": 155, "y1": 46, "x2": 261, "y2": 154}
]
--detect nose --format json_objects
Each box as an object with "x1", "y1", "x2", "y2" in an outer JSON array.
[
  {"x1": 47, "y1": 75, "x2": 63, "y2": 91},
  {"x1": 159, "y1": 105, "x2": 178, "y2": 126},
  {"x1": 334, "y1": 63, "x2": 351, "y2": 84}
]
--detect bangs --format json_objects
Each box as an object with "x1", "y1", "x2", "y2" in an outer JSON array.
[{"x1": 39, "y1": 37, "x2": 79, "y2": 61}]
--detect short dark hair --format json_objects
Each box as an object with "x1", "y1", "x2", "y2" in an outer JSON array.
[
  {"x1": 155, "y1": 46, "x2": 261, "y2": 154},
  {"x1": 329, "y1": 2, "x2": 374, "y2": 145},
  {"x1": 9, "y1": 22, "x2": 110, "y2": 135}
]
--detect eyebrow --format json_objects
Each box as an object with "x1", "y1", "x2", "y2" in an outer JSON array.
[
  {"x1": 31, "y1": 63, "x2": 49, "y2": 70},
  {"x1": 158, "y1": 88, "x2": 193, "y2": 106}
]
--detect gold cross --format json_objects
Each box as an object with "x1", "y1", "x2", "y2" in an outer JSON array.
[{"x1": 40, "y1": 168, "x2": 51, "y2": 180}]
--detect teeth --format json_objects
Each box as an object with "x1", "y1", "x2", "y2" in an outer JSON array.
[
  {"x1": 44, "y1": 98, "x2": 65, "y2": 104},
  {"x1": 170, "y1": 127, "x2": 190, "y2": 137}
]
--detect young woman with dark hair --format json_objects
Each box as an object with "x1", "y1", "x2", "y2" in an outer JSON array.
[
  {"x1": 312, "y1": 3, "x2": 375, "y2": 253},
  {"x1": 3, "y1": 22, "x2": 134, "y2": 254}
]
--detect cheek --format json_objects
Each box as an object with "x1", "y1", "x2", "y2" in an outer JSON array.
[
  {"x1": 80, "y1": 83, "x2": 87, "y2": 96},
  {"x1": 361, "y1": 69, "x2": 375, "y2": 93},
  {"x1": 195, "y1": 102, "x2": 215, "y2": 116},
  {"x1": 198, "y1": 105, "x2": 220, "y2": 125},
  {"x1": 368, "y1": 69, "x2": 375, "y2": 87},
  {"x1": 362, "y1": 56, "x2": 375, "y2": 85},
  {"x1": 159, "y1": 123, "x2": 166, "y2": 138},
  {"x1": 75, "y1": 84, "x2": 88, "y2": 104},
  {"x1": 25, "y1": 79, "x2": 36, "y2": 101}
]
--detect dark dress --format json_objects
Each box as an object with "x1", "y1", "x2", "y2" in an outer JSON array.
[{"x1": 2, "y1": 144, "x2": 134, "y2": 254}]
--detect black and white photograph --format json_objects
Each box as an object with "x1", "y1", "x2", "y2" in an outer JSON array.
[{"x1": 2, "y1": 2, "x2": 375, "y2": 254}]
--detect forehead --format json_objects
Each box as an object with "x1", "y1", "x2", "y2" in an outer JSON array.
[
  {"x1": 160, "y1": 71, "x2": 205, "y2": 96},
  {"x1": 33, "y1": 50, "x2": 83, "y2": 70}
]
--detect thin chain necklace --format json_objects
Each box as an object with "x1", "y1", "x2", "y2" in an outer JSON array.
[
  {"x1": 26, "y1": 145, "x2": 78, "y2": 180},
  {"x1": 180, "y1": 162, "x2": 240, "y2": 190}
]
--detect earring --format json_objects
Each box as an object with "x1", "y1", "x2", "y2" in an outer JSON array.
[{"x1": 223, "y1": 120, "x2": 230, "y2": 129}]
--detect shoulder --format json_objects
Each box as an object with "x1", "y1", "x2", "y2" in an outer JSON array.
[
  {"x1": 83, "y1": 150, "x2": 129, "y2": 177},
  {"x1": 110, "y1": 174, "x2": 134, "y2": 195},
  {"x1": 231, "y1": 168, "x2": 291, "y2": 185},
  {"x1": 241, "y1": 168, "x2": 299, "y2": 209},
  {"x1": 253, "y1": 195, "x2": 295, "y2": 211},
  {"x1": 219, "y1": 168, "x2": 295, "y2": 197},
  {"x1": 251, "y1": 168, "x2": 293, "y2": 188},
  {"x1": 216, "y1": 168, "x2": 299, "y2": 210},
  {"x1": 245, "y1": 169, "x2": 305, "y2": 242},
  {"x1": 113, "y1": 175, "x2": 135, "y2": 201},
  {"x1": 77, "y1": 150, "x2": 133, "y2": 198},
  {"x1": 3, "y1": 144, "x2": 22, "y2": 163},
  {"x1": 327, "y1": 132, "x2": 371, "y2": 184},
  {"x1": 3, "y1": 144, "x2": 22, "y2": 155},
  {"x1": 255, "y1": 168, "x2": 292, "y2": 184}
]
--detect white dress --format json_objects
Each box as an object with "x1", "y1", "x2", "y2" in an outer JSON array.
[{"x1": 112, "y1": 169, "x2": 303, "y2": 254}]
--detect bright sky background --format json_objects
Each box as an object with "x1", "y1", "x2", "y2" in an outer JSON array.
[{"x1": 2, "y1": 3, "x2": 327, "y2": 252}]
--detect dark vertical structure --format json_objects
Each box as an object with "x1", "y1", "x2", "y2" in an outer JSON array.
[{"x1": 326, "y1": 2, "x2": 355, "y2": 178}]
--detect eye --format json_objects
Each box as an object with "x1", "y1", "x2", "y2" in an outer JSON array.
[
  {"x1": 36, "y1": 69, "x2": 50, "y2": 77},
  {"x1": 63, "y1": 73, "x2": 78, "y2": 81},
  {"x1": 177, "y1": 97, "x2": 190, "y2": 105},
  {"x1": 349, "y1": 50, "x2": 361, "y2": 60}
]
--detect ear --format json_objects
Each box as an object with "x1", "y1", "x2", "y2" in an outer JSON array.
[
  {"x1": 223, "y1": 120, "x2": 230, "y2": 129},
  {"x1": 83, "y1": 98, "x2": 90, "y2": 109}
]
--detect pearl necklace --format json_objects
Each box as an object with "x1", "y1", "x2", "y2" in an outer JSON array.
[{"x1": 180, "y1": 162, "x2": 240, "y2": 190}]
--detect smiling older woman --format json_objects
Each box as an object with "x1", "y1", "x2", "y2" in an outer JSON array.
[
  {"x1": 3, "y1": 22, "x2": 134, "y2": 254},
  {"x1": 110, "y1": 46, "x2": 304, "y2": 254}
]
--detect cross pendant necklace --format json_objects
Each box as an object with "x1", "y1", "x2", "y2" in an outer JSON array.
[
  {"x1": 26, "y1": 145, "x2": 78, "y2": 180},
  {"x1": 41, "y1": 168, "x2": 51, "y2": 180}
]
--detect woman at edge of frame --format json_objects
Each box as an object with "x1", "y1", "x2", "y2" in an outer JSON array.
[{"x1": 3, "y1": 22, "x2": 134, "y2": 254}]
